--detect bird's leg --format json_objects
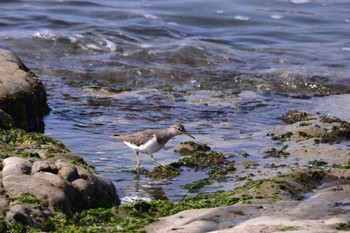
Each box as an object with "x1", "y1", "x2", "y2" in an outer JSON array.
[
  {"x1": 133, "y1": 152, "x2": 141, "y2": 173},
  {"x1": 150, "y1": 154, "x2": 165, "y2": 167}
]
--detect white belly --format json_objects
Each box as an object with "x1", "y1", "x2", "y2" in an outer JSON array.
[{"x1": 124, "y1": 135, "x2": 164, "y2": 155}]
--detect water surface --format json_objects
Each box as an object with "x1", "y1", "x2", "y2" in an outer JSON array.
[{"x1": 0, "y1": 0, "x2": 349, "y2": 202}]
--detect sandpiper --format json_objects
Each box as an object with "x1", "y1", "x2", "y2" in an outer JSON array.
[{"x1": 112, "y1": 124, "x2": 195, "y2": 172}]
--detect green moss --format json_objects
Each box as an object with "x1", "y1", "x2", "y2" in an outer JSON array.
[
  {"x1": 174, "y1": 141, "x2": 211, "y2": 155},
  {"x1": 319, "y1": 127, "x2": 350, "y2": 144},
  {"x1": 308, "y1": 160, "x2": 328, "y2": 168},
  {"x1": 319, "y1": 115, "x2": 347, "y2": 124},
  {"x1": 336, "y1": 223, "x2": 350, "y2": 231},
  {"x1": 307, "y1": 169, "x2": 324, "y2": 180},
  {"x1": 281, "y1": 110, "x2": 309, "y2": 124},
  {"x1": 0, "y1": 128, "x2": 67, "y2": 152},
  {"x1": 183, "y1": 164, "x2": 236, "y2": 192},
  {"x1": 0, "y1": 216, "x2": 24, "y2": 233},
  {"x1": 299, "y1": 122, "x2": 311, "y2": 127},
  {"x1": 264, "y1": 146, "x2": 290, "y2": 158},
  {"x1": 271, "y1": 132, "x2": 293, "y2": 141},
  {"x1": 146, "y1": 151, "x2": 230, "y2": 180},
  {"x1": 145, "y1": 165, "x2": 180, "y2": 180},
  {"x1": 341, "y1": 161, "x2": 350, "y2": 169},
  {"x1": 48, "y1": 206, "x2": 154, "y2": 233},
  {"x1": 276, "y1": 225, "x2": 300, "y2": 231},
  {"x1": 178, "y1": 151, "x2": 227, "y2": 168},
  {"x1": 17, "y1": 193, "x2": 46, "y2": 207}
]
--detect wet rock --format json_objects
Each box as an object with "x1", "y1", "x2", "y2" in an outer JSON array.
[
  {"x1": 174, "y1": 141, "x2": 211, "y2": 155},
  {"x1": 281, "y1": 110, "x2": 309, "y2": 124},
  {"x1": 0, "y1": 48, "x2": 50, "y2": 132},
  {"x1": 2, "y1": 157, "x2": 32, "y2": 178}
]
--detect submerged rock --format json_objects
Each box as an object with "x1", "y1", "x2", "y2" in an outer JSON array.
[{"x1": 0, "y1": 48, "x2": 50, "y2": 132}]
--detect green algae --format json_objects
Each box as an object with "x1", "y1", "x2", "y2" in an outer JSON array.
[
  {"x1": 146, "y1": 151, "x2": 230, "y2": 180},
  {"x1": 174, "y1": 141, "x2": 211, "y2": 155},
  {"x1": 183, "y1": 163, "x2": 236, "y2": 192},
  {"x1": 264, "y1": 146, "x2": 290, "y2": 158},
  {"x1": 17, "y1": 193, "x2": 47, "y2": 207},
  {"x1": 271, "y1": 131, "x2": 293, "y2": 141},
  {"x1": 178, "y1": 151, "x2": 228, "y2": 168},
  {"x1": 276, "y1": 226, "x2": 300, "y2": 231},
  {"x1": 145, "y1": 165, "x2": 180, "y2": 180},
  {"x1": 335, "y1": 223, "x2": 350, "y2": 231},
  {"x1": 281, "y1": 110, "x2": 309, "y2": 124}
]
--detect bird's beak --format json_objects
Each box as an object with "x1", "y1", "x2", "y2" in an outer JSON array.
[{"x1": 185, "y1": 132, "x2": 195, "y2": 139}]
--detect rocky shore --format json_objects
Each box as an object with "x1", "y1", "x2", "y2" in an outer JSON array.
[
  {"x1": 1, "y1": 49, "x2": 350, "y2": 232},
  {"x1": 0, "y1": 49, "x2": 119, "y2": 231}
]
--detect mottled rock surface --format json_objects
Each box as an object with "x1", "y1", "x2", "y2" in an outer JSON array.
[
  {"x1": 0, "y1": 128, "x2": 120, "y2": 229},
  {"x1": 147, "y1": 112, "x2": 350, "y2": 233},
  {"x1": 0, "y1": 48, "x2": 50, "y2": 132}
]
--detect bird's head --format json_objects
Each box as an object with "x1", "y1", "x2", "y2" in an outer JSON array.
[{"x1": 170, "y1": 124, "x2": 195, "y2": 139}]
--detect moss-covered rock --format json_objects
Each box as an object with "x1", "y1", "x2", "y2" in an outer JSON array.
[
  {"x1": 0, "y1": 128, "x2": 120, "y2": 231},
  {"x1": 281, "y1": 110, "x2": 309, "y2": 124}
]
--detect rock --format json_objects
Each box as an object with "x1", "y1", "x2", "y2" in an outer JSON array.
[
  {"x1": 72, "y1": 167, "x2": 120, "y2": 207},
  {"x1": 0, "y1": 48, "x2": 50, "y2": 132},
  {"x1": 52, "y1": 152, "x2": 87, "y2": 165},
  {"x1": 5, "y1": 204, "x2": 53, "y2": 230},
  {"x1": 32, "y1": 172, "x2": 77, "y2": 203},
  {"x1": 174, "y1": 141, "x2": 211, "y2": 155},
  {"x1": 31, "y1": 160, "x2": 58, "y2": 174},
  {"x1": 55, "y1": 161, "x2": 79, "y2": 182},
  {"x1": 72, "y1": 178, "x2": 95, "y2": 207},
  {"x1": 0, "y1": 109, "x2": 13, "y2": 130},
  {"x1": 3, "y1": 175, "x2": 73, "y2": 214},
  {"x1": 95, "y1": 174, "x2": 120, "y2": 206},
  {"x1": 2, "y1": 157, "x2": 32, "y2": 178},
  {"x1": 6, "y1": 204, "x2": 33, "y2": 226}
]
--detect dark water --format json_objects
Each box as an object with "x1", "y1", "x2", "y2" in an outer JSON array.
[{"x1": 1, "y1": 0, "x2": 350, "y2": 202}]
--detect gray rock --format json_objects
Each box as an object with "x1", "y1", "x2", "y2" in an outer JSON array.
[
  {"x1": 31, "y1": 160, "x2": 58, "y2": 174},
  {"x1": 6, "y1": 204, "x2": 53, "y2": 229},
  {"x1": 3, "y1": 175, "x2": 73, "y2": 214},
  {"x1": 6, "y1": 204, "x2": 33, "y2": 226},
  {"x1": 73, "y1": 167, "x2": 120, "y2": 207},
  {"x1": 2, "y1": 157, "x2": 32, "y2": 178},
  {"x1": 32, "y1": 172, "x2": 77, "y2": 203},
  {"x1": 72, "y1": 178, "x2": 95, "y2": 207},
  {"x1": 0, "y1": 48, "x2": 50, "y2": 132},
  {"x1": 55, "y1": 161, "x2": 79, "y2": 182},
  {"x1": 95, "y1": 174, "x2": 119, "y2": 205}
]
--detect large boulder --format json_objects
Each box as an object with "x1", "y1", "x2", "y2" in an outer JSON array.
[{"x1": 0, "y1": 48, "x2": 50, "y2": 132}]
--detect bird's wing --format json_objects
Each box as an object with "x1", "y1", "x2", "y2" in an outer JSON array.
[{"x1": 112, "y1": 130, "x2": 157, "y2": 146}]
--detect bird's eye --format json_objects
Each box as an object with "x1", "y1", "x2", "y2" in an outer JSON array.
[{"x1": 177, "y1": 127, "x2": 183, "y2": 131}]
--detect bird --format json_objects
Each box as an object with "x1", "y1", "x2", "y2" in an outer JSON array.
[{"x1": 111, "y1": 124, "x2": 195, "y2": 172}]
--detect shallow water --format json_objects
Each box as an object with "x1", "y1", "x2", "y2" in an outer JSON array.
[
  {"x1": 1, "y1": 0, "x2": 350, "y2": 202},
  {"x1": 42, "y1": 76, "x2": 321, "y2": 202}
]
